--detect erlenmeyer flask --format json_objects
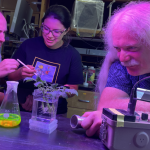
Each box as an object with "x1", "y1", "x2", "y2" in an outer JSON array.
[{"x1": 0, "y1": 81, "x2": 21, "y2": 127}]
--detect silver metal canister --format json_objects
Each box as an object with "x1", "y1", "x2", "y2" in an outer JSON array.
[{"x1": 70, "y1": 115, "x2": 86, "y2": 129}]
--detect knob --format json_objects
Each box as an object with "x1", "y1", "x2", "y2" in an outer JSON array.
[{"x1": 141, "y1": 113, "x2": 148, "y2": 120}]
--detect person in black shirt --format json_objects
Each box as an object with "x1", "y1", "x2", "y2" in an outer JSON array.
[{"x1": 8, "y1": 5, "x2": 83, "y2": 114}]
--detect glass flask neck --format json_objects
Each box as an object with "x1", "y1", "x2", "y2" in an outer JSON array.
[{"x1": 6, "y1": 81, "x2": 19, "y2": 93}]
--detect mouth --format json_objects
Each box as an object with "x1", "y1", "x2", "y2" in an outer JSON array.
[
  {"x1": 126, "y1": 65, "x2": 139, "y2": 69},
  {"x1": 46, "y1": 38, "x2": 55, "y2": 43}
]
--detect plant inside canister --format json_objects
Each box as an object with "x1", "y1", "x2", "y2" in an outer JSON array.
[{"x1": 24, "y1": 72, "x2": 78, "y2": 134}]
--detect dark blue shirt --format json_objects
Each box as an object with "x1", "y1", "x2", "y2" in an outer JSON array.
[
  {"x1": 106, "y1": 60, "x2": 150, "y2": 96},
  {"x1": 12, "y1": 36, "x2": 83, "y2": 114}
]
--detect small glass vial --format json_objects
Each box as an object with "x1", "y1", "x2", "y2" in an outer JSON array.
[
  {"x1": 83, "y1": 65, "x2": 88, "y2": 82},
  {"x1": 87, "y1": 66, "x2": 95, "y2": 85}
]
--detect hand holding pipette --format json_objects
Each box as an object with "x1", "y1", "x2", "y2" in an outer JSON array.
[
  {"x1": 17, "y1": 59, "x2": 37, "y2": 77},
  {"x1": 0, "y1": 59, "x2": 19, "y2": 78}
]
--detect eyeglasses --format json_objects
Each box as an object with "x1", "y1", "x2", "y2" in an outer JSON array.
[{"x1": 41, "y1": 24, "x2": 66, "y2": 37}]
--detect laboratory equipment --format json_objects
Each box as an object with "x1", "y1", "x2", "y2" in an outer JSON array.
[
  {"x1": 29, "y1": 88, "x2": 59, "y2": 134},
  {"x1": 100, "y1": 76, "x2": 150, "y2": 150},
  {"x1": 0, "y1": 81, "x2": 21, "y2": 127},
  {"x1": 71, "y1": 0, "x2": 104, "y2": 37},
  {"x1": 70, "y1": 114, "x2": 86, "y2": 128}
]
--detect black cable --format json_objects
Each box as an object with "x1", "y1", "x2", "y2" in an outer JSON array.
[{"x1": 128, "y1": 76, "x2": 150, "y2": 114}]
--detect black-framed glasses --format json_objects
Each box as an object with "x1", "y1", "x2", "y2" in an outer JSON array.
[{"x1": 41, "y1": 24, "x2": 66, "y2": 37}]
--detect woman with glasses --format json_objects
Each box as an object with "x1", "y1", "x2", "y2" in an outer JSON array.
[{"x1": 8, "y1": 5, "x2": 83, "y2": 114}]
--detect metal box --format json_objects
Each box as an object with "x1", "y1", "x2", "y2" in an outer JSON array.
[{"x1": 100, "y1": 108, "x2": 150, "y2": 150}]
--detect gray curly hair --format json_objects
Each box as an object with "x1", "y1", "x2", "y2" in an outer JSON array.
[{"x1": 97, "y1": 1, "x2": 150, "y2": 95}]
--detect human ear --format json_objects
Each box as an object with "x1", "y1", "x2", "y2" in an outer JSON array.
[{"x1": 64, "y1": 27, "x2": 70, "y2": 35}]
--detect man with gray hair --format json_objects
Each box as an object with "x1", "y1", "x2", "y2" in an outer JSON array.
[
  {"x1": 0, "y1": 12, "x2": 19, "y2": 102},
  {"x1": 81, "y1": 1, "x2": 150, "y2": 137}
]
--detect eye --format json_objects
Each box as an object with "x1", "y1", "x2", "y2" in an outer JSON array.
[
  {"x1": 0, "y1": 31, "x2": 6, "y2": 34},
  {"x1": 53, "y1": 30, "x2": 61, "y2": 33},
  {"x1": 114, "y1": 47, "x2": 121, "y2": 52},
  {"x1": 127, "y1": 47, "x2": 137, "y2": 51}
]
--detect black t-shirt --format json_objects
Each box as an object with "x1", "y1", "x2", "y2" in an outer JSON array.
[{"x1": 12, "y1": 36, "x2": 83, "y2": 114}]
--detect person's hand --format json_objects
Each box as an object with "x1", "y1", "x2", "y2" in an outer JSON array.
[
  {"x1": 0, "y1": 59, "x2": 19, "y2": 78},
  {"x1": 64, "y1": 84, "x2": 78, "y2": 98},
  {"x1": 0, "y1": 92, "x2": 4, "y2": 104},
  {"x1": 19, "y1": 65, "x2": 36, "y2": 79},
  {"x1": 81, "y1": 110, "x2": 102, "y2": 137},
  {"x1": 66, "y1": 92, "x2": 75, "y2": 98},
  {"x1": 21, "y1": 95, "x2": 33, "y2": 111}
]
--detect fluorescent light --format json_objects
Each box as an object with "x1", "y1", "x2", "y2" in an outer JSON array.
[{"x1": 32, "y1": 2, "x2": 41, "y2": 4}]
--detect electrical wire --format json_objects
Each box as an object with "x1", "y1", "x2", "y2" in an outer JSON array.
[
  {"x1": 22, "y1": 20, "x2": 39, "y2": 38},
  {"x1": 22, "y1": 19, "x2": 29, "y2": 38}
]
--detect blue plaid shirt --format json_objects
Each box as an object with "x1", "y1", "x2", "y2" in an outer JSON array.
[{"x1": 106, "y1": 60, "x2": 150, "y2": 96}]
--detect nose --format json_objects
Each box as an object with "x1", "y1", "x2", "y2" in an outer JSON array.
[
  {"x1": 0, "y1": 32, "x2": 5, "y2": 43},
  {"x1": 47, "y1": 31, "x2": 54, "y2": 38},
  {"x1": 118, "y1": 49, "x2": 130, "y2": 62}
]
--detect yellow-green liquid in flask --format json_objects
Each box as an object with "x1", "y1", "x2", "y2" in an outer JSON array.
[{"x1": 0, "y1": 113, "x2": 21, "y2": 127}]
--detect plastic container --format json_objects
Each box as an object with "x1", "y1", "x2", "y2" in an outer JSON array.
[
  {"x1": 29, "y1": 92, "x2": 59, "y2": 134},
  {"x1": 87, "y1": 66, "x2": 95, "y2": 85},
  {"x1": 71, "y1": 0, "x2": 105, "y2": 37},
  {"x1": 29, "y1": 118, "x2": 58, "y2": 134},
  {"x1": 83, "y1": 65, "x2": 88, "y2": 82}
]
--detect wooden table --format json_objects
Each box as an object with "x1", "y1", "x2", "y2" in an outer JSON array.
[{"x1": 0, "y1": 111, "x2": 108, "y2": 150}]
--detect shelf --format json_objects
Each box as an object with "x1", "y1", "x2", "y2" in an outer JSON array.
[
  {"x1": 81, "y1": 54, "x2": 105, "y2": 57},
  {"x1": 70, "y1": 27, "x2": 104, "y2": 37},
  {"x1": 104, "y1": 0, "x2": 134, "y2": 2},
  {"x1": 71, "y1": 36, "x2": 103, "y2": 42},
  {"x1": 82, "y1": 61, "x2": 102, "y2": 65},
  {"x1": 75, "y1": 48, "x2": 107, "y2": 56}
]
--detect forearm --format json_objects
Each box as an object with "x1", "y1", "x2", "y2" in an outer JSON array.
[
  {"x1": 97, "y1": 97, "x2": 129, "y2": 111},
  {"x1": 64, "y1": 84, "x2": 78, "y2": 90},
  {"x1": 8, "y1": 68, "x2": 22, "y2": 81},
  {"x1": 0, "y1": 92, "x2": 4, "y2": 104},
  {"x1": 97, "y1": 96, "x2": 150, "y2": 113}
]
